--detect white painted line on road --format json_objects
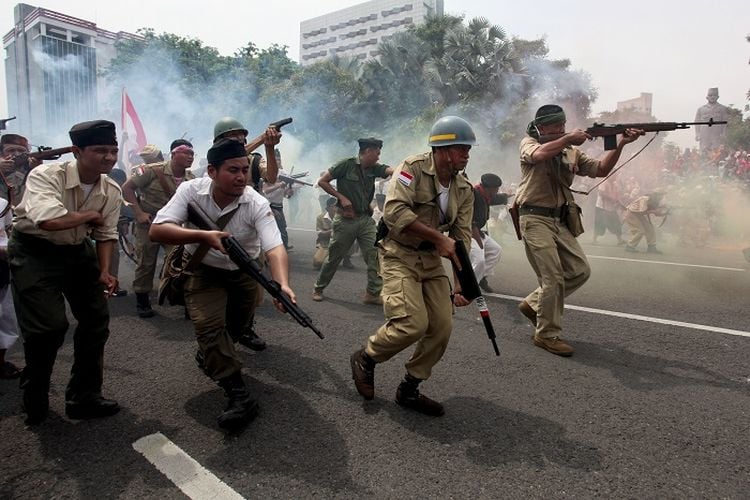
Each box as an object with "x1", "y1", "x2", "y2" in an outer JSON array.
[
  {"x1": 288, "y1": 226, "x2": 315, "y2": 233},
  {"x1": 486, "y1": 293, "x2": 750, "y2": 339},
  {"x1": 133, "y1": 432, "x2": 245, "y2": 500},
  {"x1": 587, "y1": 254, "x2": 746, "y2": 272}
]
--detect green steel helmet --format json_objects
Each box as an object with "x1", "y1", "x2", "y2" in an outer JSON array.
[
  {"x1": 213, "y1": 117, "x2": 248, "y2": 141},
  {"x1": 428, "y1": 116, "x2": 477, "y2": 147}
]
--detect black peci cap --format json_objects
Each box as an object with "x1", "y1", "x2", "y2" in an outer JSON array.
[
  {"x1": 69, "y1": 120, "x2": 117, "y2": 148},
  {"x1": 480, "y1": 173, "x2": 502, "y2": 188},
  {"x1": 207, "y1": 138, "x2": 247, "y2": 165}
]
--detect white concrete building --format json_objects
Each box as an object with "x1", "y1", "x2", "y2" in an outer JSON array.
[
  {"x1": 3, "y1": 3, "x2": 140, "y2": 141},
  {"x1": 300, "y1": 0, "x2": 443, "y2": 66}
]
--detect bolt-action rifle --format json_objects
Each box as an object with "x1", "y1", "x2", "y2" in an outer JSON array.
[
  {"x1": 539, "y1": 118, "x2": 727, "y2": 151},
  {"x1": 279, "y1": 171, "x2": 314, "y2": 187},
  {"x1": 186, "y1": 201, "x2": 324, "y2": 339},
  {"x1": 12, "y1": 145, "x2": 73, "y2": 170},
  {"x1": 245, "y1": 117, "x2": 293, "y2": 154}
]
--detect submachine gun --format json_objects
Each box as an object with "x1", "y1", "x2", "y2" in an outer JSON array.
[
  {"x1": 539, "y1": 118, "x2": 728, "y2": 150},
  {"x1": 186, "y1": 201, "x2": 324, "y2": 339}
]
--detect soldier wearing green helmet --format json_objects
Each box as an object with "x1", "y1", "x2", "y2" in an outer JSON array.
[
  {"x1": 349, "y1": 116, "x2": 476, "y2": 417},
  {"x1": 212, "y1": 116, "x2": 281, "y2": 188}
]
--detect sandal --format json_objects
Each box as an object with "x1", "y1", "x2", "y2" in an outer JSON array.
[{"x1": 0, "y1": 360, "x2": 22, "y2": 379}]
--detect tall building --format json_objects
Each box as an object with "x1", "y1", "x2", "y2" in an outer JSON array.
[
  {"x1": 300, "y1": 0, "x2": 443, "y2": 66},
  {"x1": 2, "y1": 3, "x2": 140, "y2": 142},
  {"x1": 616, "y1": 93, "x2": 653, "y2": 116}
]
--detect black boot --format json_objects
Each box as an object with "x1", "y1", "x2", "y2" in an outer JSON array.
[
  {"x1": 217, "y1": 372, "x2": 259, "y2": 431},
  {"x1": 136, "y1": 293, "x2": 155, "y2": 318},
  {"x1": 20, "y1": 371, "x2": 49, "y2": 425},
  {"x1": 647, "y1": 245, "x2": 663, "y2": 254},
  {"x1": 479, "y1": 277, "x2": 494, "y2": 293},
  {"x1": 395, "y1": 373, "x2": 444, "y2": 416},
  {"x1": 65, "y1": 397, "x2": 120, "y2": 420},
  {"x1": 236, "y1": 330, "x2": 267, "y2": 352}
]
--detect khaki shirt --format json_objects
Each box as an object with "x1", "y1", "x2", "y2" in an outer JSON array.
[
  {"x1": 516, "y1": 136, "x2": 599, "y2": 208},
  {"x1": 130, "y1": 160, "x2": 195, "y2": 214},
  {"x1": 383, "y1": 152, "x2": 473, "y2": 252},
  {"x1": 13, "y1": 160, "x2": 121, "y2": 244}
]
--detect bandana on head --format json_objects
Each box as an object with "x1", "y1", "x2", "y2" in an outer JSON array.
[
  {"x1": 171, "y1": 144, "x2": 194, "y2": 154},
  {"x1": 526, "y1": 111, "x2": 566, "y2": 138}
]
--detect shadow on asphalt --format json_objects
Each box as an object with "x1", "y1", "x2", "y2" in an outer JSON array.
[
  {"x1": 2, "y1": 408, "x2": 178, "y2": 498},
  {"x1": 380, "y1": 396, "x2": 603, "y2": 471},
  {"x1": 571, "y1": 340, "x2": 750, "y2": 392},
  {"x1": 185, "y1": 381, "x2": 368, "y2": 496}
]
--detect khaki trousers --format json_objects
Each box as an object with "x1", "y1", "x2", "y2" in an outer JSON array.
[
  {"x1": 133, "y1": 222, "x2": 171, "y2": 294},
  {"x1": 365, "y1": 244, "x2": 452, "y2": 380},
  {"x1": 624, "y1": 212, "x2": 656, "y2": 248},
  {"x1": 521, "y1": 215, "x2": 591, "y2": 339},
  {"x1": 184, "y1": 265, "x2": 257, "y2": 381}
]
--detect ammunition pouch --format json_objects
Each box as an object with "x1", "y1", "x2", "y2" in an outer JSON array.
[{"x1": 561, "y1": 201, "x2": 584, "y2": 237}]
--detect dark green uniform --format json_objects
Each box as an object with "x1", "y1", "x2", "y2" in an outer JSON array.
[{"x1": 314, "y1": 157, "x2": 389, "y2": 295}]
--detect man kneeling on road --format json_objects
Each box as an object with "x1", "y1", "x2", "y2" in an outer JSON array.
[{"x1": 150, "y1": 138, "x2": 295, "y2": 431}]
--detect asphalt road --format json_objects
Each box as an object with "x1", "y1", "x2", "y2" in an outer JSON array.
[{"x1": 1, "y1": 223, "x2": 748, "y2": 499}]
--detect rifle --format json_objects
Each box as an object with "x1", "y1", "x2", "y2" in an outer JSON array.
[
  {"x1": 0, "y1": 116, "x2": 16, "y2": 131},
  {"x1": 279, "y1": 172, "x2": 314, "y2": 187},
  {"x1": 245, "y1": 117, "x2": 293, "y2": 154},
  {"x1": 12, "y1": 146, "x2": 73, "y2": 170},
  {"x1": 186, "y1": 201, "x2": 324, "y2": 339},
  {"x1": 508, "y1": 202, "x2": 522, "y2": 241},
  {"x1": 539, "y1": 118, "x2": 727, "y2": 151},
  {"x1": 451, "y1": 240, "x2": 500, "y2": 357}
]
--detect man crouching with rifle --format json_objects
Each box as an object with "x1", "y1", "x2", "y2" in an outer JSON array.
[{"x1": 149, "y1": 138, "x2": 296, "y2": 431}]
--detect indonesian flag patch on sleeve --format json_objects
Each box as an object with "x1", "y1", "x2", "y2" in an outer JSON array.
[{"x1": 397, "y1": 170, "x2": 413, "y2": 187}]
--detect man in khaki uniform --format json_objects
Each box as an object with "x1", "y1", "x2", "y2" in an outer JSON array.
[
  {"x1": 350, "y1": 116, "x2": 476, "y2": 417},
  {"x1": 0, "y1": 133, "x2": 42, "y2": 206},
  {"x1": 623, "y1": 191, "x2": 668, "y2": 253},
  {"x1": 122, "y1": 139, "x2": 195, "y2": 317},
  {"x1": 516, "y1": 105, "x2": 643, "y2": 356},
  {"x1": 10, "y1": 120, "x2": 122, "y2": 424}
]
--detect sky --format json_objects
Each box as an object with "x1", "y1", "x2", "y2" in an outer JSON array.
[{"x1": 1, "y1": 0, "x2": 748, "y2": 148}]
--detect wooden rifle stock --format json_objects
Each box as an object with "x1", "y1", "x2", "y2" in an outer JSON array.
[{"x1": 244, "y1": 117, "x2": 293, "y2": 154}]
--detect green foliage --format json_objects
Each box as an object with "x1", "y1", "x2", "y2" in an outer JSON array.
[
  {"x1": 100, "y1": 15, "x2": 599, "y2": 152},
  {"x1": 725, "y1": 107, "x2": 750, "y2": 151}
]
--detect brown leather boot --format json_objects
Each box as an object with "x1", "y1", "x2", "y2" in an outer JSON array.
[
  {"x1": 518, "y1": 300, "x2": 537, "y2": 326},
  {"x1": 350, "y1": 349, "x2": 375, "y2": 400},
  {"x1": 533, "y1": 336, "x2": 574, "y2": 357},
  {"x1": 395, "y1": 374, "x2": 444, "y2": 416}
]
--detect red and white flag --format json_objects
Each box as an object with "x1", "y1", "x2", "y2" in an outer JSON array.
[{"x1": 120, "y1": 89, "x2": 147, "y2": 170}]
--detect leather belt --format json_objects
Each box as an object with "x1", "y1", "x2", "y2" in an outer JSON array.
[{"x1": 518, "y1": 205, "x2": 563, "y2": 218}]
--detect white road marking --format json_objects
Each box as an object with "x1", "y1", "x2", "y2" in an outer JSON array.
[
  {"x1": 486, "y1": 293, "x2": 750, "y2": 339},
  {"x1": 586, "y1": 254, "x2": 746, "y2": 272},
  {"x1": 133, "y1": 432, "x2": 245, "y2": 500}
]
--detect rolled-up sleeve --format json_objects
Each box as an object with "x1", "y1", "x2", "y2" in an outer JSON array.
[
  {"x1": 575, "y1": 150, "x2": 600, "y2": 178},
  {"x1": 23, "y1": 169, "x2": 68, "y2": 225},
  {"x1": 520, "y1": 136, "x2": 542, "y2": 165}
]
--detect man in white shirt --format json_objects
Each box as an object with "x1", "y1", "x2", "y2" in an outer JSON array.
[{"x1": 150, "y1": 138, "x2": 295, "y2": 431}]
